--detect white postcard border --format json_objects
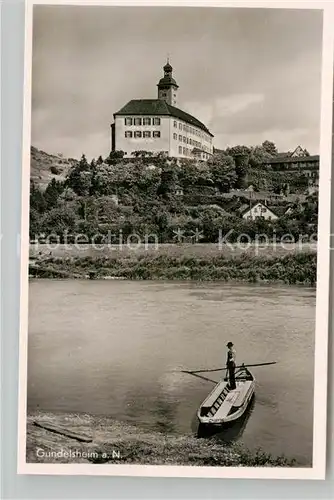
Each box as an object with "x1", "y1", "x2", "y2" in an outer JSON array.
[{"x1": 17, "y1": 0, "x2": 334, "y2": 480}]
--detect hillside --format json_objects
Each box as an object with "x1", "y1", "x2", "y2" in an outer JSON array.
[
  {"x1": 30, "y1": 146, "x2": 78, "y2": 189},
  {"x1": 29, "y1": 144, "x2": 318, "y2": 246}
]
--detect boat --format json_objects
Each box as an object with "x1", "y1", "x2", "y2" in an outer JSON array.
[{"x1": 197, "y1": 364, "x2": 255, "y2": 426}]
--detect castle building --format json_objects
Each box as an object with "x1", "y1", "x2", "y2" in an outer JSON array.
[
  {"x1": 111, "y1": 61, "x2": 214, "y2": 160},
  {"x1": 260, "y1": 146, "x2": 319, "y2": 185}
]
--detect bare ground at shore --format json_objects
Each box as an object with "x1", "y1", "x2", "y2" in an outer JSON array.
[{"x1": 26, "y1": 411, "x2": 297, "y2": 467}]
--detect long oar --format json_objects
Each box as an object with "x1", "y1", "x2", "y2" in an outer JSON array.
[{"x1": 187, "y1": 361, "x2": 277, "y2": 375}]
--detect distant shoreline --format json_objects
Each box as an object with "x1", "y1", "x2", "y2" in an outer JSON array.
[
  {"x1": 29, "y1": 244, "x2": 317, "y2": 285},
  {"x1": 26, "y1": 410, "x2": 299, "y2": 467}
]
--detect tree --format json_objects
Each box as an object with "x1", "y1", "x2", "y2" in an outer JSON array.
[
  {"x1": 29, "y1": 208, "x2": 42, "y2": 238},
  {"x1": 226, "y1": 146, "x2": 250, "y2": 189},
  {"x1": 30, "y1": 180, "x2": 47, "y2": 213},
  {"x1": 66, "y1": 154, "x2": 92, "y2": 196},
  {"x1": 41, "y1": 206, "x2": 77, "y2": 235},
  {"x1": 131, "y1": 150, "x2": 154, "y2": 158},
  {"x1": 262, "y1": 140, "x2": 278, "y2": 156},
  {"x1": 44, "y1": 178, "x2": 64, "y2": 209},
  {"x1": 58, "y1": 187, "x2": 77, "y2": 203},
  {"x1": 157, "y1": 164, "x2": 178, "y2": 199},
  {"x1": 207, "y1": 153, "x2": 237, "y2": 192},
  {"x1": 249, "y1": 145, "x2": 271, "y2": 168},
  {"x1": 105, "y1": 150, "x2": 125, "y2": 165}
]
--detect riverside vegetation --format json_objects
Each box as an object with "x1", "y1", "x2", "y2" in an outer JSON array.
[
  {"x1": 30, "y1": 251, "x2": 317, "y2": 285},
  {"x1": 29, "y1": 141, "x2": 318, "y2": 284}
]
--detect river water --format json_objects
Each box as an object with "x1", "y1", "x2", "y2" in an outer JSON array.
[{"x1": 27, "y1": 280, "x2": 315, "y2": 465}]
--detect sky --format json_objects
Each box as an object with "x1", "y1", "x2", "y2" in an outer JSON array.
[{"x1": 31, "y1": 6, "x2": 323, "y2": 160}]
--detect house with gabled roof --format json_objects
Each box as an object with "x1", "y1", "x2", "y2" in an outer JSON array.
[
  {"x1": 111, "y1": 61, "x2": 214, "y2": 160},
  {"x1": 241, "y1": 202, "x2": 278, "y2": 221}
]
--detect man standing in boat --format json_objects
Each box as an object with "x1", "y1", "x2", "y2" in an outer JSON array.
[{"x1": 226, "y1": 341, "x2": 236, "y2": 390}]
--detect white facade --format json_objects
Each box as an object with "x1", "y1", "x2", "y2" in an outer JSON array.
[
  {"x1": 114, "y1": 115, "x2": 213, "y2": 159},
  {"x1": 112, "y1": 62, "x2": 214, "y2": 159},
  {"x1": 242, "y1": 202, "x2": 278, "y2": 221}
]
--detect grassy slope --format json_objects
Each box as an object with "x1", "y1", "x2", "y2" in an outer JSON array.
[{"x1": 30, "y1": 146, "x2": 78, "y2": 189}]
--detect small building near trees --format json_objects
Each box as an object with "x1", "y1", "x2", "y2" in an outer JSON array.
[{"x1": 242, "y1": 202, "x2": 279, "y2": 221}]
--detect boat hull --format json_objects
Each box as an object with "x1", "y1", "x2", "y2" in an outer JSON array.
[{"x1": 197, "y1": 366, "x2": 255, "y2": 427}]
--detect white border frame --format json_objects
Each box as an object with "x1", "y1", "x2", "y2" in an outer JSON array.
[{"x1": 17, "y1": 0, "x2": 334, "y2": 480}]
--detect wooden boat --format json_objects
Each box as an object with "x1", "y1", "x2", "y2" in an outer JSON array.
[{"x1": 197, "y1": 364, "x2": 255, "y2": 426}]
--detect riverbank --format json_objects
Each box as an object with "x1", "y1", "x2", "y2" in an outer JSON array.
[
  {"x1": 29, "y1": 250, "x2": 317, "y2": 285},
  {"x1": 26, "y1": 411, "x2": 296, "y2": 467}
]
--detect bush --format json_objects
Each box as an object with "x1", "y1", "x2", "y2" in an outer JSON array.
[{"x1": 50, "y1": 166, "x2": 60, "y2": 175}]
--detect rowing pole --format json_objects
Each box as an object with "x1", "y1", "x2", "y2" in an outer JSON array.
[{"x1": 179, "y1": 361, "x2": 277, "y2": 375}]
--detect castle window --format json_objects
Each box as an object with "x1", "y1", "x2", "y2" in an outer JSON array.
[
  {"x1": 179, "y1": 135, "x2": 182, "y2": 141},
  {"x1": 179, "y1": 146, "x2": 182, "y2": 154},
  {"x1": 134, "y1": 131, "x2": 142, "y2": 138},
  {"x1": 125, "y1": 118, "x2": 133, "y2": 126},
  {"x1": 187, "y1": 138, "x2": 189, "y2": 144},
  {"x1": 183, "y1": 136, "x2": 186, "y2": 143},
  {"x1": 125, "y1": 131, "x2": 133, "y2": 138},
  {"x1": 143, "y1": 118, "x2": 151, "y2": 126},
  {"x1": 183, "y1": 147, "x2": 186, "y2": 155},
  {"x1": 174, "y1": 121, "x2": 177, "y2": 127},
  {"x1": 179, "y1": 123, "x2": 182, "y2": 130},
  {"x1": 173, "y1": 133, "x2": 177, "y2": 140},
  {"x1": 143, "y1": 131, "x2": 151, "y2": 138},
  {"x1": 134, "y1": 118, "x2": 142, "y2": 126},
  {"x1": 153, "y1": 118, "x2": 161, "y2": 125},
  {"x1": 153, "y1": 131, "x2": 161, "y2": 138},
  {"x1": 183, "y1": 124, "x2": 186, "y2": 131}
]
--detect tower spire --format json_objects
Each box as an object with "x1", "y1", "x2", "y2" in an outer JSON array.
[{"x1": 157, "y1": 58, "x2": 179, "y2": 106}]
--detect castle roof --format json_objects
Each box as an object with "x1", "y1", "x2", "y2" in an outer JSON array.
[
  {"x1": 114, "y1": 99, "x2": 213, "y2": 136},
  {"x1": 157, "y1": 76, "x2": 179, "y2": 88}
]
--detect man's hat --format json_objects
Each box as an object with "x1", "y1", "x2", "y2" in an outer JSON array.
[{"x1": 226, "y1": 341, "x2": 234, "y2": 347}]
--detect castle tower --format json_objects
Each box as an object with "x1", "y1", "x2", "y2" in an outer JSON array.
[{"x1": 157, "y1": 59, "x2": 179, "y2": 107}]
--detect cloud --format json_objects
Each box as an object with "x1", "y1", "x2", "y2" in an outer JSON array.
[
  {"x1": 215, "y1": 94, "x2": 265, "y2": 116},
  {"x1": 215, "y1": 128, "x2": 316, "y2": 153},
  {"x1": 183, "y1": 93, "x2": 264, "y2": 129},
  {"x1": 31, "y1": 6, "x2": 323, "y2": 158}
]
